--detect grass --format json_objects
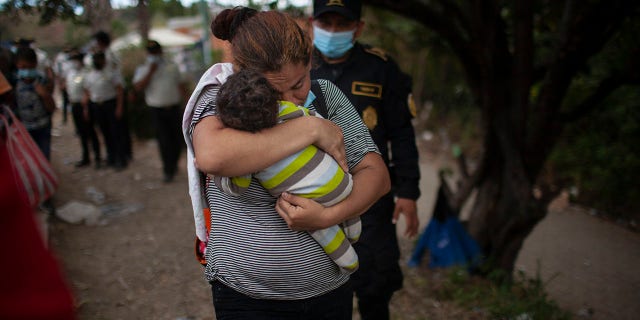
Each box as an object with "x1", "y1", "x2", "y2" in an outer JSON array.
[{"x1": 431, "y1": 266, "x2": 573, "y2": 320}]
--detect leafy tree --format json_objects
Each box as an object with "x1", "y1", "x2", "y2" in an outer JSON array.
[
  {"x1": 0, "y1": 0, "x2": 84, "y2": 25},
  {"x1": 364, "y1": 0, "x2": 640, "y2": 276},
  {"x1": 0, "y1": 0, "x2": 112, "y2": 31}
]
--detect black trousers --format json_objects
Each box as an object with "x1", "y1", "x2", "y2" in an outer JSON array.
[
  {"x1": 351, "y1": 194, "x2": 403, "y2": 320},
  {"x1": 61, "y1": 89, "x2": 69, "y2": 122},
  {"x1": 150, "y1": 105, "x2": 182, "y2": 177},
  {"x1": 71, "y1": 102, "x2": 100, "y2": 162},
  {"x1": 211, "y1": 280, "x2": 352, "y2": 320},
  {"x1": 91, "y1": 99, "x2": 127, "y2": 167}
]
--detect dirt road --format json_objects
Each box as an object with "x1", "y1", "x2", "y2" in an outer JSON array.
[{"x1": 45, "y1": 111, "x2": 639, "y2": 320}]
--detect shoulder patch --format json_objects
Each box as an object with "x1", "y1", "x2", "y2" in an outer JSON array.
[
  {"x1": 364, "y1": 47, "x2": 388, "y2": 61},
  {"x1": 407, "y1": 93, "x2": 417, "y2": 118}
]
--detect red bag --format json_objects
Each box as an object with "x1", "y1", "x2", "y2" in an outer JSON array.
[
  {"x1": 0, "y1": 134, "x2": 76, "y2": 319},
  {"x1": 0, "y1": 106, "x2": 58, "y2": 208}
]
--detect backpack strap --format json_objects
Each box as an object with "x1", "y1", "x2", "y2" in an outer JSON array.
[{"x1": 310, "y1": 80, "x2": 328, "y2": 119}]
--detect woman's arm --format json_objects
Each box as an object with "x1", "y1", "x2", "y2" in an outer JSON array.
[
  {"x1": 275, "y1": 151, "x2": 390, "y2": 231},
  {"x1": 192, "y1": 114, "x2": 347, "y2": 177}
]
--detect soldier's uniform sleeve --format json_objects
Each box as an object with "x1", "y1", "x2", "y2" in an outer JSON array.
[{"x1": 381, "y1": 55, "x2": 421, "y2": 200}]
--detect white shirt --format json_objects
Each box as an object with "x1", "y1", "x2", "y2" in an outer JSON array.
[
  {"x1": 82, "y1": 67, "x2": 123, "y2": 103},
  {"x1": 84, "y1": 48, "x2": 120, "y2": 73},
  {"x1": 65, "y1": 67, "x2": 86, "y2": 103},
  {"x1": 133, "y1": 59, "x2": 184, "y2": 108}
]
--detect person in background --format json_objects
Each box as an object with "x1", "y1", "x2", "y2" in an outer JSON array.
[
  {"x1": 66, "y1": 51, "x2": 101, "y2": 168},
  {"x1": 82, "y1": 51, "x2": 127, "y2": 170},
  {"x1": 85, "y1": 31, "x2": 120, "y2": 72},
  {"x1": 87, "y1": 30, "x2": 133, "y2": 161},
  {"x1": 133, "y1": 40, "x2": 187, "y2": 182},
  {"x1": 54, "y1": 46, "x2": 74, "y2": 125},
  {"x1": 14, "y1": 47, "x2": 56, "y2": 159},
  {"x1": 183, "y1": 7, "x2": 389, "y2": 319},
  {"x1": 14, "y1": 47, "x2": 57, "y2": 214},
  {"x1": 310, "y1": 1, "x2": 422, "y2": 319},
  {"x1": 11, "y1": 38, "x2": 55, "y2": 93}
]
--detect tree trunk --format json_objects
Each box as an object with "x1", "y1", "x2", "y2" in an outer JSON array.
[
  {"x1": 467, "y1": 131, "x2": 549, "y2": 276},
  {"x1": 84, "y1": 0, "x2": 113, "y2": 32},
  {"x1": 137, "y1": 0, "x2": 150, "y2": 44}
]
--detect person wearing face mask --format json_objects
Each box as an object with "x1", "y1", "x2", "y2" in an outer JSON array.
[
  {"x1": 13, "y1": 47, "x2": 56, "y2": 158},
  {"x1": 11, "y1": 38, "x2": 55, "y2": 94},
  {"x1": 133, "y1": 40, "x2": 187, "y2": 183},
  {"x1": 310, "y1": 1, "x2": 422, "y2": 319},
  {"x1": 65, "y1": 51, "x2": 101, "y2": 168},
  {"x1": 82, "y1": 51, "x2": 127, "y2": 170},
  {"x1": 13, "y1": 47, "x2": 57, "y2": 215}
]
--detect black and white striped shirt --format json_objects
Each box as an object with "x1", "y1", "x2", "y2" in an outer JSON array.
[{"x1": 189, "y1": 79, "x2": 379, "y2": 299}]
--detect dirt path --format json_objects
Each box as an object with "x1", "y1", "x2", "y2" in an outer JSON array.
[
  {"x1": 403, "y1": 144, "x2": 640, "y2": 320},
  {"x1": 46, "y1": 111, "x2": 639, "y2": 319}
]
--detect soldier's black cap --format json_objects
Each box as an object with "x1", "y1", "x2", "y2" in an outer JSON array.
[
  {"x1": 313, "y1": 0, "x2": 361, "y2": 21},
  {"x1": 68, "y1": 51, "x2": 85, "y2": 61},
  {"x1": 146, "y1": 40, "x2": 162, "y2": 53},
  {"x1": 13, "y1": 37, "x2": 35, "y2": 47}
]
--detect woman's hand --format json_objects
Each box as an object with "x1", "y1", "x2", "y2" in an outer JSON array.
[
  {"x1": 276, "y1": 152, "x2": 390, "y2": 232},
  {"x1": 312, "y1": 118, "x2": 348, "y2": 173},
  {"x1": 275, "y1": 192, "x2": 335, "y2": 231}
]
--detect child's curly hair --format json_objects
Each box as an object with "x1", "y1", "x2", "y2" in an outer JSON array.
[{"x1": 217, "y1": 69, "x2": 280, "y2": 132}]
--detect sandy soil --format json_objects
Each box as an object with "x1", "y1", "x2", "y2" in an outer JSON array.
[{"x1": 44, "y1": 111, "x2": 639, "y2": 320}]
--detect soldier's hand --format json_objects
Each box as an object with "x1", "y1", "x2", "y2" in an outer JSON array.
[{"x1": 393, "y1": 198, "x2": 419, "y2": 238}]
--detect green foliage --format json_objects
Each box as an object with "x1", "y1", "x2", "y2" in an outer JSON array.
[
  {"x1": 549, "y1": 86, "x2": 640, "y2": 219},
  {"x1": 548, "y1": 16, "x2": 640, "y2": 221},
  {"x1": 361, "y1": 6, "x2": 463, "y2": 102},
  {"x1": 361, "y1": 6, "x2": 481, "y2": 151},
  {"x1": 0, "y1": 0, "x2": 84, "y2": 25},
  {"x1": 149, "y1": 0, "x2": 185, "y2": 17},
  {"x1": 435, "y1": 267, "x2": 572, "y2": 320}
]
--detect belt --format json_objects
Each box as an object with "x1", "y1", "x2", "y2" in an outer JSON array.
[{"x1": 91, "y1": 98, "x2": 116, "y2": 106}]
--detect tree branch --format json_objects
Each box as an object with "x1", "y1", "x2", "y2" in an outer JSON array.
[
  {"x1": 527, "y1": 1, "x2": 639, "y2": 175},
  {"x1": 560, "y1": 73, "x2": 640, "y2": 122},
  {"x1": 364, "y1": 0, "x2": 482, "y2": 88},
  {"x1": 513, "y1": 0, "x2": 534, "y2": 140}
]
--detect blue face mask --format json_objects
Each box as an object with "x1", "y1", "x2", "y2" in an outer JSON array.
[
  {"x1": 303, "y1": 90, "x2": 316, "y2": 108},
  {"x1": 313, "y1": 26, "x2": 356, "y2": 59},
  {"x1": 17, "y1": 68, "x2": 41, "y2": 80}
]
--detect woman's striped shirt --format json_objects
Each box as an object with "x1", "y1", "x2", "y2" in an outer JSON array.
[{"x1": 189, "y1": 79, "x2": 379, "y2": 300}]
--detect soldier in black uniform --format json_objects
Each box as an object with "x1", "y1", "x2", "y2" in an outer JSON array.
[{"x1": 310, "y1": 1, "x2": 421, "y2": 319}]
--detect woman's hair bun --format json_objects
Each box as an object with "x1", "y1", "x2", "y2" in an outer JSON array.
[{"x1": 211, "y1": 6, "x2": 258, "y2": 41}]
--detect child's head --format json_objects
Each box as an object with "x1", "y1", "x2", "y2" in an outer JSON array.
[
  {"x1": 217, "y1": 69, "x2": 281, "y2": 132},
  {"x1": 14, "y1": 47, "x2": 39, "y2": 83}
]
